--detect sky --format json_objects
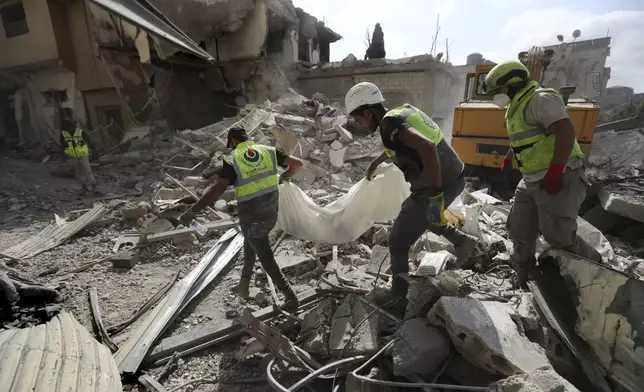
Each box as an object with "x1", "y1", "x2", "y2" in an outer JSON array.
[{"x1": 292, "y1": 0, "x2": 644, "y2": 92}]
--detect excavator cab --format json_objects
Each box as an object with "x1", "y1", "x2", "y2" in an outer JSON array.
[{"x1": 451, "y1": 46, "x2": 599, "y2": 178}]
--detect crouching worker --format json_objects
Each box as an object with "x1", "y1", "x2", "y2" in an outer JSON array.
[
  {"x1": 60, "y1": 108, "x2": 97, "y2": 193},
  {"x1": 179, "y1": 127, "x2": 304, "y2": 310},
  {"x1": 345, "y1": 82, "x2": 478, "y2": 310}
]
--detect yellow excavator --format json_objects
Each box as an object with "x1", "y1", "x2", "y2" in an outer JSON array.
[{"x1": 451, "y1": 46, "x2": 599, "y2": 178}]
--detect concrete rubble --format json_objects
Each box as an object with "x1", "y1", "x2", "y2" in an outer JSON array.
[{"x1": 1, "y1": 60, "x2": 643, "y2": 392}]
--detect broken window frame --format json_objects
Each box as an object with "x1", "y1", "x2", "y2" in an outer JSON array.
[{"x1": 1, "y1": 1, "x2": 29, "y2": 38}]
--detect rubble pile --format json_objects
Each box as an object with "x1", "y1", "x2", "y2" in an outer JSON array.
[{"x1": 1, "y1": 93, "x2": 643, "y2": 392}]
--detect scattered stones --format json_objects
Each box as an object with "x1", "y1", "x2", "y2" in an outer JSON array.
[{"x1": 491, "y1": 366, "x2": 580, "y2": 391}]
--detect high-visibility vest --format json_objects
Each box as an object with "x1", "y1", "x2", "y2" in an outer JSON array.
[
  {"x1": 505, "y1": 81, "x2": 585, "y2": 175},
  {"x1": 222, "y1": 141, "x2": 279, "y2": 202},
  {"x1": 381, "y1": 104, "x2": 445, "y2": 157},
  {"x1": 61, "y1": 128, "x2": 89, "y2": 158}
]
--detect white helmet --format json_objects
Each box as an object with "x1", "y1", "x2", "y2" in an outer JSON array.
[{"x1": 345, "y1": 82, "x2": 385, "y2": 114}]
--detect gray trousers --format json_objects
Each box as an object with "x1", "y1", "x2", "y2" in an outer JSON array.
[
  {"x1": 72, "y1": 156, "x2": 97, "y2": 189},
  {"x1": 389, "y1": 176, "x2": 471, "y2": 297},
  {"x1": 508, "y1": 167, "x2": 602, "y2": 279},
  {"x1": 240, "y1": 216, "x2": 292, "y2": 293}
]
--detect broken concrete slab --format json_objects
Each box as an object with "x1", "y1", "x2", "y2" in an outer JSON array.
[
  {"x1": 329, "y1": 294, "x2": 379, "y2": 356},
  {"x1": 300, "y1": 298, "x2": 335, "y2": 357},
  {"x1": 329, "y1": 147, "x2": 347, "y2": 168},
  {"x1": 372, "y1": 227, "x2": 389, "y2": 245},
  {"x1": 142, "y1": 219, "x2": 174, "y2": 235},
  {"x1": 544, "y1": 248, "x2": 644, "y2": 391},
  {"x1": 428, "y1": 297, "x2": 550, "y2": 376},
  {"x1": 403, "y1": 275, "x2": 441, "y2": 320},
  {"x1": 491, "y1": 366, "x2": 580, "y2": 391},
  {"x1": 333, "y1": 124, "x2": 354, "y2": 143},
  {"x1": 582, "y1": 205, "x2": 622, "y2": 233},
  {"x1": 393, "y1": 318, "x2": 452, "y2": 380},
  {"x1": 366, "y1": 245, "x2": 390, "y2": 277},
  {"x1": 443, "y1": 354, "x2": 499, "y2": 387},
  {"x1": 157, "y1": 187, "x2": 185, "y2": 200},
  {"x1": 121, "y1": 202, "x2": 151, "y2": 219},
  {"x1": 330, "y1": 173, "x2": 352, "y2": 189},
  {"x1": 599, "y1": 186, "x2": 644, "y2": 223}
]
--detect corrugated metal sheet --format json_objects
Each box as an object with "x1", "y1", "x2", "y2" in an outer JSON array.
[
  {"x1": 88, "y1": 0, "x2": 215, "y2": 61},
  {"x1": 1, "y1": 204, "x2": 107, "y2": 259},
  {"x1": 0, "y1": 312, "x2": 122, "y2": 392}
]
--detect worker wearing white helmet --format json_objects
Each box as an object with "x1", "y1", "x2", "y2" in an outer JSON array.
[{"x1": 345, "y1": 82, "x2": 478, "y2": 308}]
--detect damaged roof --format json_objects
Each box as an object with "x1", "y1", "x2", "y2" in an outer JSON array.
[
  {"x1": 0, "y1": 312, "x2": 122, "y2": 392},
  {"x1": 88, "y1": 0, "x2": 215, "y2": 61}
]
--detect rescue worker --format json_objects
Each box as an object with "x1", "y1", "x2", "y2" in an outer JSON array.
[
  {"x1": 179, "y1": 127, "x2": 303, "y2": 310},
  {"x1": 345, "y1": 82, "x2": 478, "y2": 307},
  {"x1": 481, "y1": 60, "x2": 602, "y2": 287},
  {"x1": 59, "y1": 108, "x2": 97, "y2": 193}
]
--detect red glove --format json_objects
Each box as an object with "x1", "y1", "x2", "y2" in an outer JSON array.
[
  {"x1": 542, "y1": 164, "x2": 565, "y2": 195},
  {"x1": 500, "y1": 157, "x2": 513, "y2": 172}
]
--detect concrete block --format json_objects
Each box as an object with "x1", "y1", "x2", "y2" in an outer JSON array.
[
  {"x1": 329, "y1": 146, "x2": 347, "y2": 168},
  {"x1": 214, "y1": 199, "x2": 228, "y2": 212},
  {"x1": 582, "y1": 205, "x2": 622, "y2": 233},
  {"x1": 416, "y1": 250, "x2": 455, "y2": 277},
  {"x1": 121, "y1": 202, "x2": 150, "y2": 219},
  {"x1": 393, "y1": 318, "x2": 452, "y2": 380},
  {"x1": 183, "y1": 176, "x2": 207, "y2": 187},
  {"x1": 428, "y1": 297, "x2": 550, "y2": 376},
  {"x1": 366, "y1": 245, "x2": 390, "y2": 276},
  {"x1": 300, "y1": 298, "x2": 335, "y2": 356},
  {"x1": 372, "y1": 227, "x2": 389, "y2": 245},
  {"x1": 403, "y1": 275, "x2": 441, "y2": 320},
  {"x1": 599, "y1": 186, "x2": 644, "y2": 223},
  {"x1": 491, "y1": 366, "x2": 580, "y2": 391},
  {"x1": 334, "y1": 124, "x2": 354, "y2": 143},
  {"x1": 329, "y1": 294, "x2": 379, "y2": 356},
  {"x1": 157, "y1": 187, "x2": 184, "y2": 200}
]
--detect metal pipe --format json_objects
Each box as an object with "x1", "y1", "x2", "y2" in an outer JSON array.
[
  {"x1": 350, "y1": 340, "x2": 490, "y2": 392},
  {"x1": 287, "y1": 355, "x2": 366, "y2": 391}
]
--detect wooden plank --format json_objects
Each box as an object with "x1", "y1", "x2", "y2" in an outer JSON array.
[
  {"x1": 89, "y1": 287, "x2": 119, "y2": 353},
  {"x1": 138, "y1": 374, "x2": 167, "y2": 392},
  {"x1": 147, "y1": 289, "x2": 318, "y2": 364}
]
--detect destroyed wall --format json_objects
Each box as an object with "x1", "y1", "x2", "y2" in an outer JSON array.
[
  {"x1": 216, "y1": 0, "x2": 268, "y2": 62},
  {"x1": 295, "y1": 56, "x2": 460, "y2": 136},
  {"x1": 0, "y1": 0, "x2": 59, "y2": 69},
  {"x1": 544, "y1": 38, "x2": 611, "y2": 99}
]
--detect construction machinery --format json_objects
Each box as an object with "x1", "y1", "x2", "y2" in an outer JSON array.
[{"x1": 451, "y1": 46, "x2": 599, "y2": 177}]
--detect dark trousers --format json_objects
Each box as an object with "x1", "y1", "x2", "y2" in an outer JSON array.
[
  {"x1": 240, "y1": 218, "x2": 292, "y2": 293},
  {"x1": 389, "y1": 176, "x2": 470, "y2": 297}
]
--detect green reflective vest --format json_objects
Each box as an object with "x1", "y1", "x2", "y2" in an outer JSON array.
[
  {"x1": 381, "y1": 104, "x2": 444, "y2": 157},
  {"x1": 61, "y1": 128, "x2": 89, "y2": 158},
  {"x1": 505, "y1": 81, "x2": 585, "y2": 175},
  {"x1": 223, "y1": 141, "x2": 279, "y2": 202}
]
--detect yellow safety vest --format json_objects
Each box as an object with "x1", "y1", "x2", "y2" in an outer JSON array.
[
  {"x1": 223, "y1": 141, "x2": 279, "y2": 202},
  {"x1": 505, "y1": 81, "x2": 585, "y2": 175},
  {"x1": 61, "y1": 128, "x2": 89, "y2": 158},
  {"x1": 381, "y1": 104, "x2": 445, "y2": 157}
]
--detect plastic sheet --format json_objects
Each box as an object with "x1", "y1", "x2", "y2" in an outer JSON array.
[{"x1": 277, "y1": 164, "x2": 410, "y2": 243}]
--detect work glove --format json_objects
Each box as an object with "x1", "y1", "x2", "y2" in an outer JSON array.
[
  {"x1": 365, "y1": 165, "x2": 377, "y2": 181},
  {"x1": 427, "y1": 192, "x2": 447, "y2": 226},
  {"x1": 500, "y1": 156, "x2": 513, "y2": 172},
  {"x1": 541, "y1": 163, "x2": 565, "y2": 195},
  {"x1": 178, "y1": 209, "x2": 196, "y2": 227},
  {"x1": 279, "y1": 173, "x2": 292, "y2": 185}
]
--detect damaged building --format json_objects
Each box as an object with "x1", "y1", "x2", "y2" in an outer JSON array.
[{"x1": 0, "y1": 0, "x2": 340, "y2": 151}]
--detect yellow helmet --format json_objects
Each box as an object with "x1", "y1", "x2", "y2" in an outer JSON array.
[{"x1": 481, "y1": 60, "x2": 530, "y2": 94}]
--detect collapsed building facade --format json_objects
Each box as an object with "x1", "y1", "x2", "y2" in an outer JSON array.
[{"x1": 0, "y1": 0, "x2": 340, "y2": 151}]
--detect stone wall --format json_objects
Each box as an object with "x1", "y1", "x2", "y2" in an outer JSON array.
[{"x1": 294, "y1": 56, "x2": 460, "y2": 138}]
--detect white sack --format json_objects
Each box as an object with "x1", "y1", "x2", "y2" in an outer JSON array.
[{"x1": 277, "y1": 164, "x2": 410, "y2": 243}]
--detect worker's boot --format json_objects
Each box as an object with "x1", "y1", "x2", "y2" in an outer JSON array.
[
  {"x1": 233, "y1": 277, "x2": 251, "y2": 299},
  {"x1": 281, "y1": 286, "x2": 300, "y2": 312}
]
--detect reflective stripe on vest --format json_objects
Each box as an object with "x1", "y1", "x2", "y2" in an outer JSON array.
[
  {"x1": 62, "y1": 128, "x2": 89, "y2": 158},
  {"x1": 381, "y1": 104, "x2": 444, "y2": 157},
  {"x1": 505, "y1": 81, "x2": 585, "y2": 175},
  {"x1": 227, "y1": 141, "x2": 278, "y2": 202}
]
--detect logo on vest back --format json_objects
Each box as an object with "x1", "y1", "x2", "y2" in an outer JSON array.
[{"x1": 243, "y1": 148, "x2": 261, "y2": 163}]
